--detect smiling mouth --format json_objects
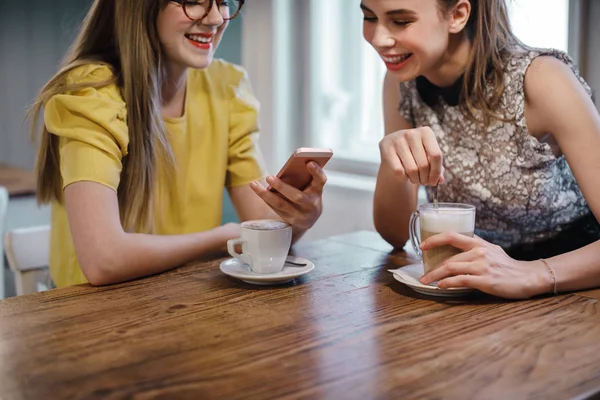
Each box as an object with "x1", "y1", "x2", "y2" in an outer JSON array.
[
  {"x1": 185, "y1": 33, "x2": 213, "y2": 48},
  {"x1": 381, "y1": 53, "x2": 413, "y2": 64}
]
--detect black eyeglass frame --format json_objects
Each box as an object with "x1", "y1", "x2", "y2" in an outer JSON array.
[{"x1": 170, "y1": 0, "x2": 245, "y2": 21}]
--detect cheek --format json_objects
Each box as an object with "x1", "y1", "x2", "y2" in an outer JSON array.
[
  {"x1": 157, "y1": 9, "x2": 190, "y2": 44},
  {"x1": 405, "y1": 25, "x2": 446, "y2": 55},
  {"x1": 212, "y1": 22, "x2": 229, "y2": 48},
  {"x1": 362, "y1": 23, "x2": 375, "y2": 44}
]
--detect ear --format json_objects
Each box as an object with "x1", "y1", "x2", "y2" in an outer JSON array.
[{"x1": 448, "y1": 0, "x2": 471, "y2": 34}]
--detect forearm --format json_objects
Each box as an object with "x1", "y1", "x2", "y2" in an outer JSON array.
[
  {"x1": 83, "y1": 226, "x2": 234, "y2": 285},
  {"x1": 373, "y1": 167, "x2": 418, "y2": 249},
  {"x1": 541, "y1": 240, "x2": 600, "y2": 293}
]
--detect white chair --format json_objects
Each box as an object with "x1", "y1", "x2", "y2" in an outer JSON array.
[
  {"x1": 0, "y1": 187, "x2": 8, "y2": 298},
  {"x1": 4, "y1": 225, "x2": 51, "y2": 296}
]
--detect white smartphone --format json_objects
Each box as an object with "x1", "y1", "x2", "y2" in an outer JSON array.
[{"x1": 269, "y1": 147, "x2": 334, "y2": 192}]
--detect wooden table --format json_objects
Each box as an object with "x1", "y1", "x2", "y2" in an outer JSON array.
[
  {"x1": 1, "y1": 231, "x2": 600, "y2": 399},
  {"x1": 0, "y1": 163, "x2": 36, "y2": 198}
]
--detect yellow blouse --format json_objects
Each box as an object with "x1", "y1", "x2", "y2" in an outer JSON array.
[{"x1": 44, "y1": 60, "x2": 266, "y2": 287}]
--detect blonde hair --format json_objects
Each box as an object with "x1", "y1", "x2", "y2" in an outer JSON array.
[
  {"x1": 29, "y1": 0, "x2": 175, "y2": 233},
  {"x1": 438, "y1": 0, "x2": 527, "y2": 124}
]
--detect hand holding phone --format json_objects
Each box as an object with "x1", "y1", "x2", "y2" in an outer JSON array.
[{"x1": 269, "y1": 147, "x2": 333, "y2": 192}]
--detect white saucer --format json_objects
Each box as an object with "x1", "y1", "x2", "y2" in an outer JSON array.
[
  {"x1": 388, "y1": 263, "x2": 477, "y2": 297},
  {"x1": 220, "y1": 256, "x2": 315, "y2": 285}
]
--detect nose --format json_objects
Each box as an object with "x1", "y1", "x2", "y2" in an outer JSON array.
[
  {"x1": 201, "y1": 2, "x2": 225, "y2": 26},
  {"x1": 370, "y1": 25, "x2": 395, "y2": 50}
]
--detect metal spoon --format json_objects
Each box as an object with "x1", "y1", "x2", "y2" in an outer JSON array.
[
  {"x1": 432, "y1": 185, "x2": 439, "y2": 209},
  {"x1": 285, "y1": 260, "x2": 307, "y2": 267}
]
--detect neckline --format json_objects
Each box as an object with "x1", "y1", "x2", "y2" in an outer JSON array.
[
  {"x1": 416, "y1": 74, "x2": 464, "y2": 107},
  {"x1": 163, "y1": 75, "x2": 190, "y2": 124}
]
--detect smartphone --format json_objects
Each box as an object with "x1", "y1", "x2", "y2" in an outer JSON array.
[{"x1": 269, "y1": 147, "x2": 334, "y2": 192}]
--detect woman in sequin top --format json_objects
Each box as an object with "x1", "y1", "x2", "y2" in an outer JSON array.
[{"x1": 362, "y1": 0, "x2": 600, "y2": 298}]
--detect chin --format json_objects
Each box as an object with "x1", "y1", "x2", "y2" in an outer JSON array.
[
  {"x1": 388, "y1": 68, "x2": 421, "y2": 83},
  {"x1": 187, "y1": 56, "x2": 213, "y2": 70}
]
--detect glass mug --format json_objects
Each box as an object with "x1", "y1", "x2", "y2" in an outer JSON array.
[{"x1": 409, "y1": 203, "x2": 476, "y2": 274}]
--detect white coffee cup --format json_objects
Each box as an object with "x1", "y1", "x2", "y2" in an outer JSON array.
[{"x1": 227, "y1": 219, "x2": 292, "y2": 274}]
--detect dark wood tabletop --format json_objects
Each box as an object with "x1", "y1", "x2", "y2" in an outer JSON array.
[
  {"x1": 0, "y1": 163, "x2": 36, "y2": 198},
  {"x1": 1, "y1": 231, "x2": 600, "y2": 400}
]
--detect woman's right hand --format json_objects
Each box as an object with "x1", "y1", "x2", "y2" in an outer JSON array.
[{"x1": 379, "y1": 126, "x2": 444, "y2": 186}]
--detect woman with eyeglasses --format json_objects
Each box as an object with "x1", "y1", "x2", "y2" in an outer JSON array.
[{"x1": 29, "y1": 0, "x2": 327, "y2": 287}]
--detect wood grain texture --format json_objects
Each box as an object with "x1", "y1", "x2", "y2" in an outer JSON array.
[
  {"x1": 575, "y1": 288, "x2": 600, "y2": 301},
  {"x1": 0, "y1": 163, "x2": 36, "y2": 197},
  {"x1": 1, "y1": 231, "x2": 600, "y2": 400}
]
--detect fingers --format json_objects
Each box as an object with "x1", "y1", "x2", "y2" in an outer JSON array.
[
  {"x1": 420, "y1": 261, "x2": 480, "y2": 284},
  {"x1": 394, "y1": 137, "x2": 420, "y2": 184},
  {"x1": 405, "y1": 133, "x2": 430, "y2": 185},
  {"x1": 266, "y1": 174, "x2": 310, "y2": 204},
  {"x1": 250, "y1": 181, "x2": 297, "y2": 216},
  {"x1": 380, "y1": 136, "x2": 406, "y2": 179},
  {"x1": 421, "y1": 131, "x2": 443, "y2": 186},
  {"x1": 420, "y1": 232, "x2": 480, "y2": 252},
  {"x1": 436, "y1": 274, "x2": 486, "y2": 290},
  {"x1": 253, "y1": 163, "x2": 325, "y2": 212},
  {"x1": 305, "y1": 162, "x2": 328, "y2": 194},
  {"x1": 266, "y1": 162, "x2": 326, "y2": 200},
  {"x1": 380, "y1": 127, "x2": 443, "y2": 186},
  {"x1": 441, "y1": 248, "x2": 482, "y2": 264}
]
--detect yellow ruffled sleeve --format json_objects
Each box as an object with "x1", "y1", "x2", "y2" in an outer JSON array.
[
  {"x1": 44, "y1": 64, "x2": 129, "y2": 192},
  {"x1": 225, "y1": 65, "x2": 267, "y2": 188}
]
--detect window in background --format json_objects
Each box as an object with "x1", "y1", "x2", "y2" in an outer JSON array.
[
  {"x1": 509, "y1": 0, "x2": 569, "y2": 52},
  {"x1": 308, "y1": 0, "x2": 571, "y2": 166}
]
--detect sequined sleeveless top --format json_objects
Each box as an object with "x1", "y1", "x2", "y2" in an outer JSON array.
[{"x1": 398, "y1": 49, "x2": 593, "y2": 248}]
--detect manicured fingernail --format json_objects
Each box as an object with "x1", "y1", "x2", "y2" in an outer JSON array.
[
  {"x1": 250, "y1": 181, "x2": 258, "y2": 188},
  {"x1": 266, "y1": 176, "x2": 275, "y2": 184}
]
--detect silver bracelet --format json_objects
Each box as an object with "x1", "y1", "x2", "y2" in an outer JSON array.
[{"x1": 540, "y1": 259, "x2": 558, "y2": 295}]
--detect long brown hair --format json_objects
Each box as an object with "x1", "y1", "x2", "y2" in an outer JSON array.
[
  {"x1": 29, "y1": 0, "x2": 175, "y2": 233},
  {"x1": 438, "y1": 0, "x2": 527, "y2": 124}
]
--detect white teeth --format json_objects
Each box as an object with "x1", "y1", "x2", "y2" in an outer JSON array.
[
  {"x1": 187, "y1": 34, "x2": 212, "y2": 44},
  {"x1": 382, "y1": 54, "x2": 411, "y2": 63}
]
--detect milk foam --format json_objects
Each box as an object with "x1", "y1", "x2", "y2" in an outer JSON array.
[
  {"x1": 244, "y1": 220, "x2": 289, "y2": 230},
  {"x1": 420, "y1": 209, "x2": 475, "y2": 233}
]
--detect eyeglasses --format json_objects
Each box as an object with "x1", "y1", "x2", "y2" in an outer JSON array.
[{"x1": 170, "y1": 0, "x2": 244, "y2": 22}]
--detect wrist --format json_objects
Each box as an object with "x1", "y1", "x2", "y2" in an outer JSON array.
[
  {"x1": 539, "y1": 259, "x2": 558, "y2": 295},
  {"x1": 528, "y1": 259, "x2": 556, "y2": 296},
  {"x1": 208, "y1": 223, "x2": 240, "y2": 253}
]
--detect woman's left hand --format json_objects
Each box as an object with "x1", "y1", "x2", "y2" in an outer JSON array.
[
  {"x1": 418, "y1": 233, "x2": 554, "y2": 299},
  {"x1": 250, "y1": 162, "x2": 326, "y2": 231}
]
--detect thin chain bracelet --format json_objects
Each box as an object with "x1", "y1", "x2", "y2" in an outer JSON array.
[{"x1": 540, "y1": 259, "x2": 558, "y2": 295}]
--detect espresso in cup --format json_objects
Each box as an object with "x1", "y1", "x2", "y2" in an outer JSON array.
[
  {"x1": 410, "y1": 203, "x2": 476, "y2": 274},
  {"x1": 227, "y1": 219, "x2": 292, "y2": 274}
]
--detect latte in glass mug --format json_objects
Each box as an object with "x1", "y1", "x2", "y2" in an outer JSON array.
[{"x1": 409, "y1": 203, "x2": 476, "y2": 274}]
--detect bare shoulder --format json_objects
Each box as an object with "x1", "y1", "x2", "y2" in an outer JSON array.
[
  {"x1": 524, "y1": 56, "x2": 585, "y2": 104},
  {"x1": 523, "y1": 56, "x2": 595, "y2": 134}
]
